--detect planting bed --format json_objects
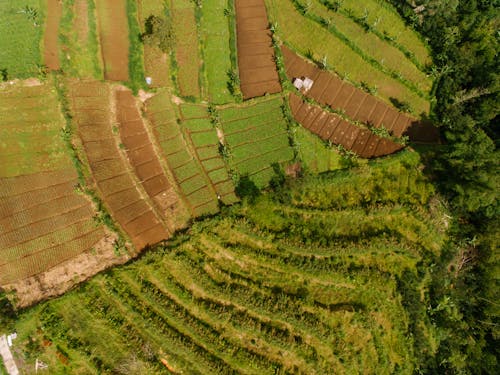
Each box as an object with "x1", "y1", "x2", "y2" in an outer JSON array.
[
  {"x1": 69, "y1": 80, "x2": 168, "y2": 250},
  {"x1": 219, "y1": 97, "x2": 294, "y2": 187},
  {"x1": 172, "y1": 0, "x2": 201, "y2": 98},
  {"x1": 180, "y1": 104, "x2": 238, "y2": 205},
  {"x1": 235, "y1": 0, "x2": 281, "y2": 99},
  {"x1": 115, "y1": 88, "x2": 188, "y2": 233},
  {"x1": 145, "y1": 91, "x2": 219, "y2": 217},
  {"x1": 95, "y1": 0, "x2": 129, "y2": 81},
  {"x1": 0, "y1": 83, "x2": 109, "y2": 285},
  {"x1": 289, "y1": 93, "x2": 403, "y2": 158},
  {"x1": 43, "y1": 0, "x2": 62, "y2": 71},
  {"x1": 282, "y1": 46, "x2": 422, "y2": 138}
]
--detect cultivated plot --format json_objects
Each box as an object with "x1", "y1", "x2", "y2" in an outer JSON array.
[
  {"x1": 171, "y1": 0, "x2": 201, "y2": 98},
  {"x1": 200, "y1": 0, "x2": 234, "y2": 104},
  {"x1": 179, "y1": 103, "x2": 238, "y2": 205},
  {"x1": 219, "y1": 96, "x2": 294, "y2": 187},
  {"x1": 0, "y1": 82, "x2": 108, "y2": 285},
  {"x1": 235, "y1": 0, "x2": 282, "y2": 99},
  {"x1": 95, "y1": 0, "x2": 129, "y2": 81},
  {"x1": 282, "y1": 46, "x2": 421, "y2": 138},
  {"x1": 43, "y1": 0, "x2": 62, "y2": 71},
  {"x1": 145, "y1": 91, "x2": 220, "y2": 217},
  {"x1": 115, "y1": 88, "x2": 190, "y2": 232},
  {"x1": 68, "y1": 80, "x2": 168, "y2": 250},
  {"x1": 265, "y1": 0, "x2": 430, "y2": 114},
  {"x1": 289, "y1": 93, "x2": 404, "y2": 158}
]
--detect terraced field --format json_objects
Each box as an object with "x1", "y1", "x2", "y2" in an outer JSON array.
[
  {"x1": 0, "y1": 82, "x2": 111, "y2": 287},
  {"x1": 282, "y1": 46, "x2": 417, "y2": 137},
  {"x1": 265, "y1": 0, "x2": 431, "y2": 114},
  {"x1": 145, "y1": 91, "x2": 220, "y2": 217},
  {"x1": 10, "y1": 152, "x2": 446, "y2": 374},
  {"x1": 179, "y1": 103, "x2": 239, "y2": 205},
  {"x1": 235, "y1": 0, "x2": 282, "y2": 99},
  {"x1": 115, "y1": 88, "x2": 188, "y2": 233},
  {"x1": 219, "y1": 96, "x2": 294, "y2": 187},
  {"x1": 68, "y1": 80, "x2": 169, "y2": 250},
  {"x1": 290, "y1": 93, "x2": 404, "y2": 158}
]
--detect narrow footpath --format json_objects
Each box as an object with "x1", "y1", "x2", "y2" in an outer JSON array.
[{"x1": 0, "y1": 335, "x2": 18, "y2": 375}]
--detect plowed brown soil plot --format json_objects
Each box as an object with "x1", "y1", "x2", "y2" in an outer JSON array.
[
  {"x1": 95, "y1": 0, "x2": 129, "y2": 81},
  {"x1": 0, "y1": 82, "x2": 111, "y2": 288},
  {"x1": 69, "y1": 80, "x2": 168, "y2": 250},
  {"x1": 281, "y1": 46, "x2": 428, "y2": 139},
  {"x1": 289, "y1": 93, "x2": 403, "y2": 158},
  {"x1": 43, "y1": 0, "x2": 62, "y2": 70},
  {"x1": 235, "y1": 0, "x2": 281, "y2": 99},
  {"x1": 115, "y1": 88, "x2": 186, "y2": 232}
]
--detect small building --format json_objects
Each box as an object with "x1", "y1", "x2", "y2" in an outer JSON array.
[
  {"x1": 293, "y1": 78, "x2": 304, "y2": 90},
  {"x1": 303, "y1": 77, "x2": 314, "y2": 91}
]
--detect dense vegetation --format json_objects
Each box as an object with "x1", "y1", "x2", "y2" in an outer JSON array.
[
  {"x1": 9, "y1": 152, "x2": 454, "y2": 374},
  {"x1": 386, "y1": 1, "x2": 499, "y2": 373}
]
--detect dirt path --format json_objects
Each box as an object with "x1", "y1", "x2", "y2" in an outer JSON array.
[
  {"x1": 43, "y1": 0, "x2": 63, "y2": 70},
  {"x1": 0, "y1": 335, "x2": 19, "y2": 375}
]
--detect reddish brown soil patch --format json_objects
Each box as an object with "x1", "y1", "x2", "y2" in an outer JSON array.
[
  {"x1": 43, "y1": 0, "x2": 63, "y2": 70},
  {"x1": 115, "y1": 88, "x2": 186, "y2": 233},
  {"x1": 68, "y1": 81, "x2": 168, "y2": 250},
  {"x1": 235, "y1": 0, "x2": 281, "y2": 99},
  {"x1": 289, "y1": 94, "x2": 404, "y2": 158},
  {"x1": 281, "y1": 46, "x2": 428, "y2": 141},
  {"x1": 95, "y1": 0, "x2": 129, "y2": 81}
]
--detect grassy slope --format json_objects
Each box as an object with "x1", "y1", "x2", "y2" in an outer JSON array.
[
  {"x1": 265, "y1": 0, "x2": 431, "y2": 114},
  {"x1": 10, "y1": 151, "x2": 448, "y2": 374},
  {"x1": 0, "y1": 0, "x2": 44, "y2": 79}
]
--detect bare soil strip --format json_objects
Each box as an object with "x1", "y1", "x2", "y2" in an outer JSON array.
[
  {"x1": 235, "y1": 0, "x2": 281, "y2": 99},
  {"x1": 289, "y1": 93, "x2": 404, "y2": 158},
  {"x1": 282, "y1": 46, "x2": 438, "y2": 140},
  {"x1": 43, "y1": 0, "x2": 63, "y2": 70},
  {"x1": 115, "y1": 88, "x2": 187, "y2": 233},
  {"x1": 0, "y1": 335, "x2": 18, "y2": 375},
  {"x1": 69, "y1": 81, "x2": 168, "y2": 250},
  {"x1": 95, "y1": 0, "x2": 129, "y2": 81}
]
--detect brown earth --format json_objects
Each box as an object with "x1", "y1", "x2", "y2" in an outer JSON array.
[
  {"x1": 68, "y1": 81, "x2": 169, "y2": 250},
  {"x1": 95, "y1": 0, "x2": 129, "y2": 81},
  {"x1": 281, "y1": 46, "x2": 439, "y2": 142},
  {"x1": 115, "y1": 88, "x2": 187, "y2": 233},
  {"x1": 235, "y1": 0, "x2": 281, "y2": 99},
  {"x1": 289, "y1": 93, "x2": 404, "y2": 158},
  {"x1": 43, "y1": 0, "x2": 62, "y2": 71},
  {"x1": 2, "y1": 230, "x2": 127, "y2": 308}
]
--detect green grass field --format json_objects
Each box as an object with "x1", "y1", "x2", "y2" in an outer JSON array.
[
  {"x1": 200, "y1": 0, "x2": 233, "y2": 104},
  {"x1": 0, "y1": 83, "x2": 71, "y2": 177},
  {"x1": 337, "y1": 0, "x2": 432, "y2": 67},
  {"x1": 266, "y1": 0, "x2": 431, "y2": 115},
  {"x1": 219, "y1": 97, "x2": 295, "y2": 188},
  {"x1": 9, "y1": 151, "x2": 448, "y2": 374},
  {"x1": 0, "y1": 0, "x2": 44, "y2": 79},
  {"x1": 172, "y1": 0, "x2": 201, "y2": 98}
]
